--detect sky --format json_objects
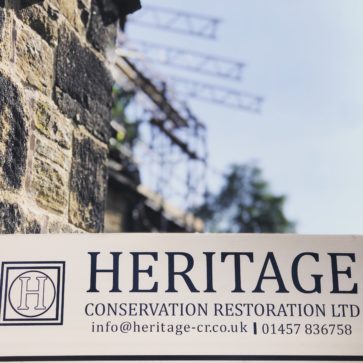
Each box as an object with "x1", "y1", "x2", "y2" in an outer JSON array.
[{"x1": 127, "y1": 0, "x2": 363, "y2": 234}]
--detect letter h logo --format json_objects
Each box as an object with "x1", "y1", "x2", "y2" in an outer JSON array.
[{"x1": 0, "y1": 262, "x2": 65, "y2": 325}]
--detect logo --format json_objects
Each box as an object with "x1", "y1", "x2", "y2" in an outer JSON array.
[{"x1": 0, "y1": 262, "x2": 65, "y2": 325}]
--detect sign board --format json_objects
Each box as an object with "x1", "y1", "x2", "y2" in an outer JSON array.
[{"x1": 0, "y1": 234, "x2": 362, "y2": 361}]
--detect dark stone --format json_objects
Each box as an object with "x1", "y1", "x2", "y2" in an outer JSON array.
[
  {"x1": 70, "y1": 134, "x2": 108, "y2": 232},
  {"x1": 80, "y1": 9, "x2": 89, "y2": 27},
  {"x1": 77, "y1": 0, "x2": 89, "y2": 27},
  {"x1": 87, "y1": 0, "x2": 117, "y2": 53},
  {"x1": 47, "y1": 5, "x2": 59, "y2": 21},
  {"x1": 54, "y1": 87, "x2": 110, "y2": 143},
  {"x1": 0, "y1": 73, "x2": 28, "y2": 189},
  {"x1": 96, "y1": 0, "x2": 118, "y2": 25},
  {"x1": 102, "y1": 0, "x2": 141, "y2": 21},
  {"x1": 55, "y1": 27, "x2": 113, "y2": 142},
  {"x1": 0, "y1": 202, "x2": 21, "y2": 234},
  {"x1": 17, "y1": 5, "x2": 54, "y2": 43},
  {"x1": 90, "y1": 0, "x2": 141, "y2": 27},
  {"x1": 18, "y1": 0, "x2": 44, "y2": 10},
  {"x1": 0, "y1": 202, "x2": 41, "y2": 234},
  {"x1": 0, "y1": 0, "x2": 4, "y2": 8},
  {"x1": 0, "y1": 7, "x2": 4, "y2": 37},
  {"x1": 17, "y1": 4, "x2": 59, "y2": 45},
  {"x1": 87, "y1": 0, "x2": 141, "y2": 51},
  {"x1": 24, "y1": 220, "x2": 41, "y2": 234},
  {"x1": 117, "y1": 0, "x2": 141, "y2": 17}
]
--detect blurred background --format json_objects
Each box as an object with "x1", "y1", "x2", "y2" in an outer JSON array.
[{"x1": 105, "y1": 0, "x2": 363, "y2": 234}]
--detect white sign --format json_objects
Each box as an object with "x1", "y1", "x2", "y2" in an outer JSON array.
[{"x1": 0, "y1": 234, "x2": 362, "y2": 361}]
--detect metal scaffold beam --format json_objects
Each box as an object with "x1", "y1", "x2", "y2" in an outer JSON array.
[
  {"x1": 128, "y1": 5, "x2": 221, "y2": 39},
  {"x1": 115, "y1": 56, "x2": 187, "y2": 128},
  {"x1": 170, "y1": 77, "x2": 263, "y2": 113},
  {"x1": 114, "y1": 57, "x2": 206, "y2": 161},
  {"x1": 126, "y1": 40, "x2": 245, "y2": 81}
]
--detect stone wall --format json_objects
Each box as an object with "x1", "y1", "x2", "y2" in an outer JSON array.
[{"x1": 0, "y1": 0, "x2": 136, "y2": 233}]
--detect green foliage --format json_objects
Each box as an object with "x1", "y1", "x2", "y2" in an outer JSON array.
[
  {"x1": 195, "y1": 164, "x2": 295, "y2": 233},
  {"x1": 112, "y1": 85, "x2": 139, "y2": 148}
]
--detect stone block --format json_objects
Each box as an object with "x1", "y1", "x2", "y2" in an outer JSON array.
[
  {"x1": 48, "y1": 0, "x2": 90, "y2": 34},
  {"x1": 31, "y1": 157, "x2": 68, "y2": 214},
  {"x1": 23, "y1": 219, "x2": 42, "y2": 233},
  {"x1": 117, "y1": 0, "x2": 142, "y2": 17},
  {"x1": 0, "y1": 6, "x2": 11, "y2": 62},
  {"x1": 47, "y1": 219, "x2": 83, "y2": 233},
  {"x1": 0, "y1": 73, "x2": 28, "y2": 190},
  {"x1": 0, "y1": 200, "x2": 44, "y2": 234},
  {"x1": 16, "y1": 2, "x2": 60, "y2": 46},
  {"x1": 0, "y1": 201, "x2": 22, "y2": 234},
  {"x1": 34, "y1": 137, "x2": 71, "y2": 171},
  {"x1": 87, "y1": 0, "x2": 117, "y2": 53},
  {"x1": 14, "y1": 20, "x2": 54, "y2": 95},
  {"x1": 55, "y1": 25, "x2": 113, "y2": 142},
  {"x1": 69, "y1": 130, "x2": 108, "y2": 232},
  {"x1": 33, "y1": 95, "x2": 73, "y2": 150},
  {"x1": 54, "y1": 87, "x2": 110, "y2": 143},
  {"x1": 0, "y1": 7, "x2": 4, "y2": 36}
]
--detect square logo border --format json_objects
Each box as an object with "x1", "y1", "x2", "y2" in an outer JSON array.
[{"x1": 0, "y1": 261, "x2": 65, "y2": 326}]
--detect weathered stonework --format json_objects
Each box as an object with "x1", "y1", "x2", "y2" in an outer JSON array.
[
  {"x1": 0, "y1": 7, "x2": 4, "y2": 36},
  {"x1": 55, "y1": 25, "x2": 113, "y2": 142},
  {"x1": 17, "y1": 2, "x2": 60, "y2": 46},
  {"x1": 69, "y1": 130, "x2": 108, "y2": 232},
  {"x1": 34, "y1": 137, "x2": 71, "y2": 171},
  {"x1": 0, "y1": 0, "x2": 140, "y2": 234},
  {"x1": 0, "y1": 73, "x2": 28, "y2": 190},
  {"x1": 0, "y1": 201, "x2": 42, "y2": 234},
  {"x1": 49, "y1": 0, "x2": 90, "y2": 35},
  {"x1": 47, "y1": 218, "x2": 83, "y2": 233},
  {"x1": 30, "y1": 156, "x2": 68, "y2": 214},
  {"x1": 87, "y1": 0, "x2": 117, "y2": 53},
  {"x1": 14, "y1": 20, "x2": 54, "y2": 95},
  {"x1": 0, "y1": 202, "x2": 21, "y2": 233},
  {"x1": 0, "y1": 6, "x2": 11, "y2": 62},
  {"x1": 33, "y1": 95, "x2": 73, "y2": 150}
]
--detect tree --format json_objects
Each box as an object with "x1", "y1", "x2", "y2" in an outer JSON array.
[{"x1": 195, "y1": 164, "x2": 295, "y2": 233}]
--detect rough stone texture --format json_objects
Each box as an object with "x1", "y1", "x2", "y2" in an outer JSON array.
[
  {"x1": 0, "y1": 6, "x2": 11, "y2": 62},
  {"x1": 15, "y1": 20, "x2": 54, "y2": 95},
  {"x1": 0, "y1": 0, "x2": 140, "y2": 234},
  {"x1": 47, "y1": 218, "x2": 83, "y2": 233},
  {"x1": 0, "y1": 8, "x2": 4, "y2": 62},
  {"x1": 94, "y1": 0, "x2": 141, "y2": 22},
  {"x1": 0, "y1": 7, "x2": 4, "y2": 36},
  {"x1": 0, "y1": 201, "x2": 41, "y2": 233},
  {"x1": 0, "y1": 202, "x2": 22, "y2": 233},
  {"x1": 24, "y1": 219, "x2": 42, "y2": 233},
  {"x1": 55, "y1": 25, "x2": 113, "y2": 142},
  {"x1": 87, "y1": 0, "x2": 117, "y2": 53},
  {"x1": 54, "y1": 87, "x2": 110, "y2": 143},
  {"x1": 0, "y1": 73, "x2": 28, "y2": 190},
  {"x1": 31, "y1": 157, "x2": 68, "y2": 214},
  {"x1": 69, "y1": 130, "x2": 108, "y2": 232},
  {"x1": 33, "y1": 95, "x2": 73, "y2": 150},
  {"x1": 34, "y1": 137, "x2": 71, "y2": 170},
  {"x1": 21, "y1": 210, "x2": 43, "y2": 233},
  {"x1": 49, "y1": 0, "x2": 90, "y2": 35},
  {"x1": 77, "y1": 0, "x2": 92, "y2": 30},
  {"x1": 16, "y1": 2, "x2": 60, "y2": 46}
]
